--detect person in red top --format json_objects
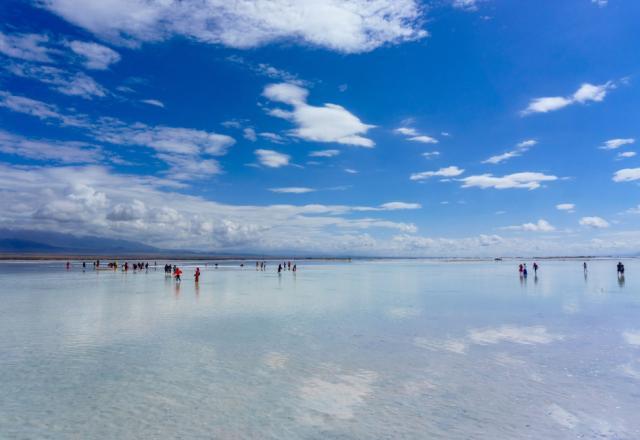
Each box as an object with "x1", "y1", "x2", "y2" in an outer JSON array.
[
  {"x1": 194, "y1": 267, "x2": 200, "y2": 282},
  {"x1": 175, "y1": 267, "x2": 182, "y2": 282}
]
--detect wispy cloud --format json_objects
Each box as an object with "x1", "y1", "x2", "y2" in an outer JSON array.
[
  {"x1": 269, "y1": 187, "x2": 315, "y2": 194},
  {"x1": 67, "y1": 40, "x2": 120, "y2": 70},
  {"x1": 599, "y1": 138, "x2": 635, "y2": 150},
  {"x1": 483, "y1": 139, "x2": 537, "y2": 164},
  {"x1": 556, "y1": 203, "x2": 575, "y2": 212},
  {"x1": 141, "y1": 99, "x2": 165, "y2": 108}
]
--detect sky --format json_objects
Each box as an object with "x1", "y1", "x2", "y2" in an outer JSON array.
[{"x1": 0, "y1": 0, "x2": 639, "y2": 256}]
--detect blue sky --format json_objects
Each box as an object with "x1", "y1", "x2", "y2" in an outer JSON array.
[{"x1": 0, "y1": 0, "x2": 639, "y2": 256}]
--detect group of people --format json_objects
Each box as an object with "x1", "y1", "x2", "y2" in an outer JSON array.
[
  {"x1": 277, "y1": 261, "x2": 297, "y2": 273},
  {"x1": 518, "y1": 262, "x2": 539, "y2": 277}
]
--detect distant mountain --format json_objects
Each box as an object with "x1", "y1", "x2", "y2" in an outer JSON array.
[{"x1": 0, "y1": 229, "x2": 161, "y2": 254}]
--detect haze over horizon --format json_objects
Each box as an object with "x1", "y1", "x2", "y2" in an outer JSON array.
[{"x1": 1, "y1": 0, "x2": 639, "y2": 257}]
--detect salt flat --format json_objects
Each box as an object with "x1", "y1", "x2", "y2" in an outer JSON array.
[{"x1": 0, "y1": 259, "x2": 638, "y2": 439}]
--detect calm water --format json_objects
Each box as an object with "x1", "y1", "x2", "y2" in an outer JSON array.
[{"x1": 0, "y1": 259, "x2": 639, "y2": 439}]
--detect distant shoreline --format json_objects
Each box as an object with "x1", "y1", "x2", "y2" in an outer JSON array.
[{"x1": 0, "y1": 254, "x2": 635, "y2": 262}]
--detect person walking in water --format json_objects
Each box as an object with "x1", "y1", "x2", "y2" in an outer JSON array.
[
  {"x1": 583, "y1": 261, "x2": 588, "y2": 272},
  {"x1": 617, "y1": 262, "x2": 625, "y2": 276},
  {"x1": 278, "y1": 264, "x2": 282, "y2": 274},
  {"x1": 533, "y1": 262, "x2": 539, "y2": 274},
  {"x1": 194, "y1": 267, "x2": 200, "y2": 282},
  {"x1": 175, "y1": 267, "x2": 182, "y2": 282}
]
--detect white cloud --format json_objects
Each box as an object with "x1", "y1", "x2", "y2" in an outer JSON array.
[
  {"x1": 67, "y1": 40, "x2": 120, "y2": 69},
  {"x1": 408, "y1": 135, "x2": 438, "y2": 144},
  {"x1": 226, "y1": 55, "x2": 305, "y2": 85},
  {"x1": 7, "y1": 63, "x2": 107, "y2": 99},
  {"x1": 264, "y1": 83, "x2": 375, "y2": 147},
  {"x1": 613, "y1": 168, "x2": 640, "y2": 182},
  {"x1": 502, "y1": 219, "x2": 555, "y2": 232},
  {"x1": 269, "y1": 187, "x2": 315, "y2": 194},
  {"x1": 618, "y1": 151, "x2": 636, "y2": 159},
  {"x1": 556, "y1": 203, "x2": 575, "y2": 212},
  {"x1": 309, "y1": 149, "x2": 340, "y2": 158},
  {"x1": 460, "y1": 172, "x2": 557, "y2": 190},
  {"x1": 95, "y1": 122, "x2": 235, "y2": 156},
  {"x1": 0, "y1": 91, "x2": 87, "y2": 127},
  {"x1": 344, "y1": 168, "x2": 358, "y2": 174},
  {"x1": 422, "y1": 151, "x2": 440, "y2": 159},
  {"x1": 243, "y1": 127, "x2": 257, "y2": 141},
  {"x1": 395, "y1": 126, "x2": 438, "y2": 144},
  {"x1": 599, "y1": 138, "x2": 635, "y2": 150},
  {"x1": 141, "y1": 99, "x2": 165, "y2": 108},
  {"x1": 522, "y1": 82, "x2": 615, "y2": 115},
  {"x1": 0, "y1": 130, "x2": 102, "y2": 164},
  {"x1": 41, "y1": 0, "x2": 428, "y2": 54},
  {"x1": 354, "y1": 202, "x2": 421, "y2": 211},
  {"x1": 592, "y1": 0, "x2": 608, "y2": 6},
  {"x1": 410, "y1": 166, "x2": 464, "y2": 181},
  {"x1": 255, "y1": 149, "x2": 290, "y2": 168},
  {"x1": 0, "y1": 91, "x2": 235, "y2": 180},
  {"x1": 259, "y1": 132, "x2": 286, "y2": 144},
  {"x1": 579, "y1": 216, "x2": 610, "y2": 229},
  {"x1": 394, "y1": 127, "x2": 418, "y2": 136},
  {"x1": 0, "y1": 32, "x2": 54, "y2": 62},
  {"x1": 452, "y1": 0, "x2": 481, "y2": 11},
  {"x1": 483, "y1": 139, "x2": 537, "y2": 164}
]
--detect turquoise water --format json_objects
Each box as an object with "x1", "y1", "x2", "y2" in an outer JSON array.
[{"x1": 0, "y1": 259, "x2": 639, "y2": 439}]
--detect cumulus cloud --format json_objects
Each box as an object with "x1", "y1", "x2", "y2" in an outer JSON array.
[
  {"x1": 556, "y1": 203, "x2": 575, "y2": 212},
  {"x1": 613, "y1": 168, "x2": 640, "y2": 182},
  {"x1": 501, "y1": 219, "x2": 555, "y2": 232},
  {"x1": 599, "y1": 138, "x2": 635, "y2": 150},
  {"x1": 579, "y1": 216, "x2": 610, "y2": 229},
  {"x1": 460, "y1": 172, "x2": 557, "y2": 190},
  {"x1": 264, "y1": 83, "x2": 375, "y2": 147},
  {"x1": 0, "y1": 32, "x2": 54, "y2": 62},
  {"x1": 255, "y1": 149, "x2": 290, "y2": 168},
  {"x1": 483, "y1": 139, "x2": 537, "y2": 164},
  {"x1": 410, "y1": 166, "x2": 464, "y2": 181},
  {"x1": 522, "y1": 81, "x2": 615, "y2": 115},
  {"x1": 40, "y1": 0, "x2": 428, "y2": 53},
  {"x1": 67, "y1": 40, "x2": 121, "y2": 69},
  {"x1": 269, "y1": 187, "x2": 315, "y2": 194},
  {"x1": 309, "y1": 149, "x2": 340, "y2": 158}
]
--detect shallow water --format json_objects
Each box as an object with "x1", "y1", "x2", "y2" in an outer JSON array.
[{"x1": 0, "y1": 259, "x2": 639, "y2": 439}]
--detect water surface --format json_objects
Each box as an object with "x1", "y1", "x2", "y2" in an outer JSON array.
[{"x1": 1, "y1": 259, "x2": 639, "y2": 439}]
